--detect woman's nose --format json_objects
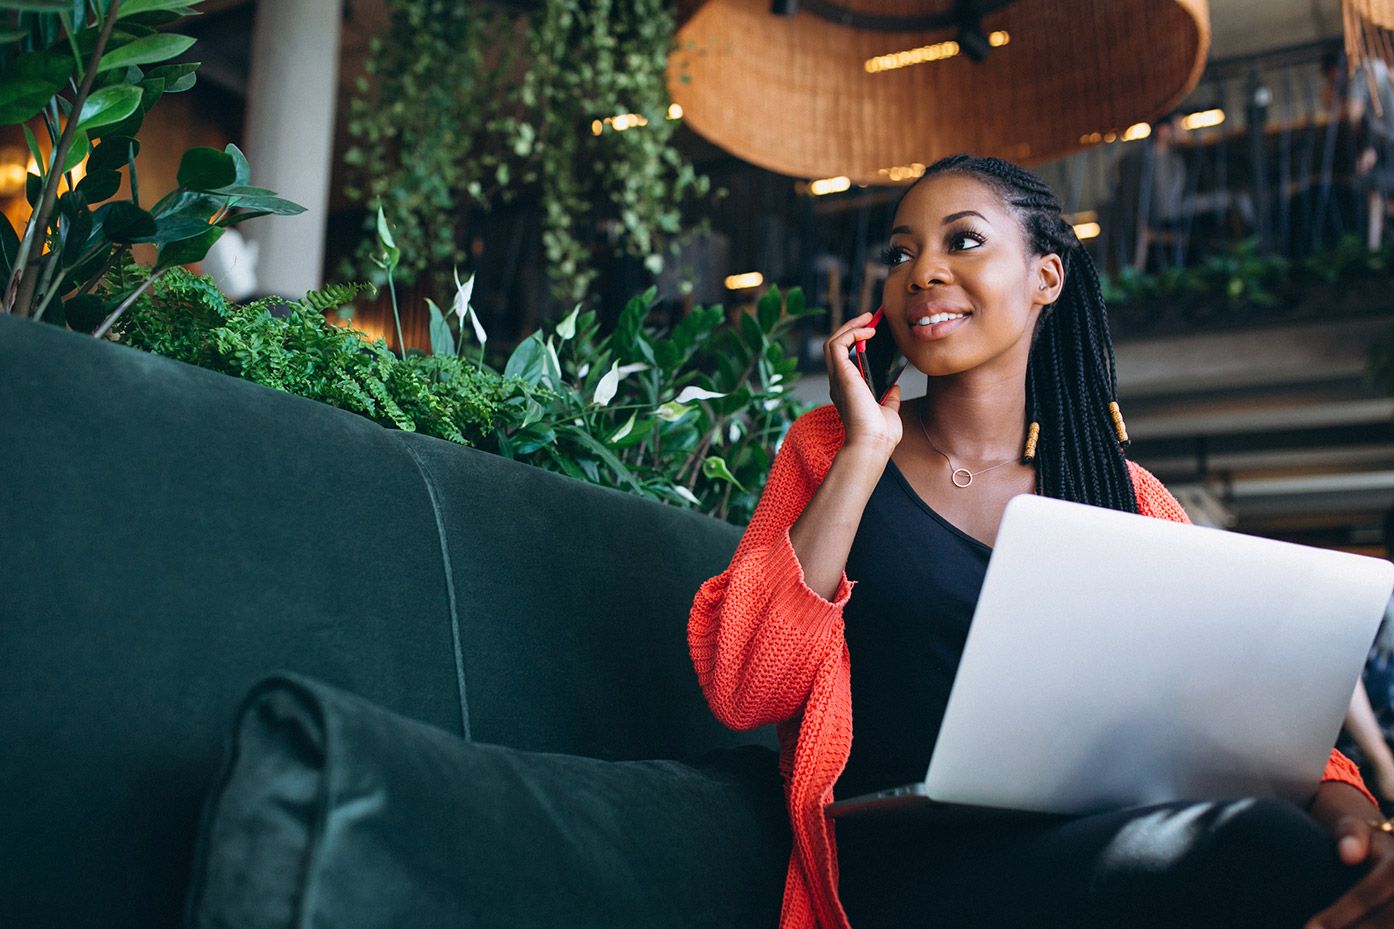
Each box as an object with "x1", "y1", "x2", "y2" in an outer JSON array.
[{"x1": 909, "y1": 255, "x2": 952, "y2": 290}]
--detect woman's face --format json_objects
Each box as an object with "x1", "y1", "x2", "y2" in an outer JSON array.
[{"x1": 881, "y1": 173, "x2": 1062, "y2": 380}]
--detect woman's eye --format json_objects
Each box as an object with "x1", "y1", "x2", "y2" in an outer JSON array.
[
  {"x1": 879, "y1": 245, "x2": 911, "y2": 267},
  {"x1": 949, "y1": 231, "x2": 985, "y2": 251}
]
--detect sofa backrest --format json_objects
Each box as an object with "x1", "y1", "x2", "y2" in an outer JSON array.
[{"x1": 0, "y1": 314, "x2": 770, "y2": 929}]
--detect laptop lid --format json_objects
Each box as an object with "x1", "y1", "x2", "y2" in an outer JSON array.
[{"x1": 922, "y1": 493, "x2": 1394, "y2": 816}]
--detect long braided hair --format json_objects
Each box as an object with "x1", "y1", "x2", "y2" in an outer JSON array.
[{"x1": 898, "y1": 154, "x2": 1137, "y2": 514}]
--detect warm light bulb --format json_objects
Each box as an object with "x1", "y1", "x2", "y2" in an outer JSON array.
[
  {"x1": 808, "y1": 176, "x2": 851, "y2": 196},
  {"x1": 725, "y1": 271, "x2": 763, "y2": 290},
  {"x1": 1182, "y1": 108, "x2": 1225, "y2": 130}
]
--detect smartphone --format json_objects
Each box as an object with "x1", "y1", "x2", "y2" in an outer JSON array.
[{"x1": 849, "y1": 307, "x2": 908, "y2": 402}]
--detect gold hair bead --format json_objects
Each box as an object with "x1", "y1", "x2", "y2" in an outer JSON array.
[
  {"x1": 1022, "y1": 421, "x2": 1040, "y2": 463},
  {"x1": 1108, "y1": 401, "x2": 1130, "y2": 445}
]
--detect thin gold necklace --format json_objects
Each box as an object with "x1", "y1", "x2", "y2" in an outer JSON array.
[{"x1": 916, "y1": 403, "x2": 1019, "y2": 488}]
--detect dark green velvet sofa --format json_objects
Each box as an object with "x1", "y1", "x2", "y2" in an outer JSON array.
[{"x1": 0, "y1": 313, "x2": 787, "y2": 929}]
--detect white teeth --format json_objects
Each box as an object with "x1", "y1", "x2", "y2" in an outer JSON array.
[{"x1": 914, "y1": 312, "x2": 968, "y2": 326}]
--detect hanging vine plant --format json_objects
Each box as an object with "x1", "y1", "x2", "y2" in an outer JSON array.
[{"x1": 342, "y1": 0, "x2": 709, "y2": 306}]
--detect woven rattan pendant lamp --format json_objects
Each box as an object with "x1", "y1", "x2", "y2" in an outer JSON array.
[
  {"x1": 668, "y1": 0, "x2": 1210, "y2": 185},
  {"x1": 1344, "y1": 0, "x2": 1394, "y2": 104}
]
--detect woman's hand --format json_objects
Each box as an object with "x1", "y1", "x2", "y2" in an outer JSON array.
[
  {"x1": 1306, "y1": 784, "x2": 1394, "y2": 928},
  {"x1": 823, "y1": 311, "x2": 903, "y2": 458}
]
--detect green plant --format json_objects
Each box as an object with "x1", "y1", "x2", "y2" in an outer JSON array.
[
  {"x1": 342, "y1": 0, "x2": 707, "y2": 304},
  {"x1": 1104, "y1": 235, "x2": 1394, "y2": 313},
  {"x1": 116, "y1": 241, "x2": 817, "y2": 525},
  {"x1": 0, "y1": 0, "x2": 301, "y2": 332},
  {"x1": 471, "y1": 284, "x2": 817, "y2": 525},
  {"x1": 112, "y1": 265, "x2": 526, "y2": 444}
]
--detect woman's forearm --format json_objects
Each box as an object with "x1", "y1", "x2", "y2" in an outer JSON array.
[{"x1": 788, "y1": 443, "x2": 888, "y2": 601}]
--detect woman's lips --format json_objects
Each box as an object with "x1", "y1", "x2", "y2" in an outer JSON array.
[{"x1": 909, "y1": 313, "x2": 971, "y2": 341}]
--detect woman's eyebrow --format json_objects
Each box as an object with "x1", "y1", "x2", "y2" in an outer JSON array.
[{"x1": 890, "y1": 210, "x2": 988, "y2": 236}]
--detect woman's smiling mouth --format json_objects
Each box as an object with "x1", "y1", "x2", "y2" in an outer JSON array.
[{"x1": 909, "y1": 307, "x2": 972, "y2": 341}]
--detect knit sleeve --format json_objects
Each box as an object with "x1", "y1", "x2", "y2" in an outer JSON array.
[
  {"x1": 1322, "y1": 747, "x2": 1379, "y2": 808},
  {"x1": 1127, "y1": 461, "x2": 1380, "y2": 808},
  {"x1": 1126, "y1": 460, "x2": 1192, "y2": 525},
  {"x1": 688, "y1": 406, "x2": 855, "y2": 731}
]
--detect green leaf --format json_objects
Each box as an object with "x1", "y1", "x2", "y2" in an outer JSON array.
[
  {"x1": 563, "y1": 425, "x2": 639, "y2": 489},
  {"x1": 0, "y1": 1, "x2": 74, "y2": 10},
  {"x1": 756, "y1": 286, "x2": 780, "y2": 330},
  {"x1": 701, "y1": 455, "x2": 747, "y2": 492},
  {"x1": 60, "y1": 129, "x2": 88, "y2": 173},
  {"x1": 59, "y1": 205, "x2": 91, "y2": 264},
  {"x1": 150, "y1": 188, "x2": 220, "y2": 220},
  {"x1": 0, "y1": 51, "x2": 71, "y2": 125},
  {"x1": 427, "y1": 298, "x2": 454, "y2": 357},
  {"x1": 155, "y1": 224, "x2": 221, "y2": 269},
  {"x1": 0, "y1": 208, "x2": 20, "y2": 283},
  {"x1": 88, "y1": 136, "x2": 138, "y2": 174},
  {"x1": 176, "y1": 146, "x2": 237, "y2": 191},
  {"x1": 221, "y1": 202, "x2": 305, "y2": 223},
  {"x1": 138, "y1": 213, "x2": 214, "y2": 244},
  {"x1": 94, "y1": 200, "x2": 156, "y2": 241},
  {"x1": 24, "y1": 171, "x2": 40, "y2": 207},
  {"x1": 75, "y1": 84, "x2": 142, "y2": 131},
  {"x1": 224, "y1": 141, "x2": 250, "y2": 185},
  {"x1": 98, "y1": 33, "x2": 195, "y2": 72},
  {"x1": 222, "y1": 195, "x2": 304, "y2": 216},
  {"x1": 213, "y1": 184, "x2": 276, "y2": 197},
  {"x1": 77, "y1": 168, "x2": 122, "y2": 202},
  {"x1": 504, "y1": 333, "x2": 545, "y2": 384},
  {"x1": 22, "y1": 123, "x2": 42, "y2": 176},
  {"x1": 161, "y1": 65, "x2": 196, "y2": 92},
  {"x1": 116, "y1": 0, "x2": 200, "y2": 17},
  {"x1": 63, "y1": 293, "x2": 107, "y2": 333}
]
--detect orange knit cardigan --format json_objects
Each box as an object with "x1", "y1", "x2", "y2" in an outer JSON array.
[{"x1": 688, "y1": 403, "x2": 1375, "y2": 929}]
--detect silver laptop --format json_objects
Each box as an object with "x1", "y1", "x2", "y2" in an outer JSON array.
[{"x1": 825, "y1": 492, "x2": 1394, "y2": 820}]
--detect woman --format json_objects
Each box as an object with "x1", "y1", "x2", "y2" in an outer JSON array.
[{"x1": 688, "y1": 155, "x2": 1392, "y2": 929}]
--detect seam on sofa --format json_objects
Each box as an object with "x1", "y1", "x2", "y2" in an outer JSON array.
[{"x1": 401, "y1": 440, "x2": 472, "y2": 741}]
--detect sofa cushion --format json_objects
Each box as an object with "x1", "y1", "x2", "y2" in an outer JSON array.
[{"x1": 185, "y1": 674, "x2": 790, "y2": 929}]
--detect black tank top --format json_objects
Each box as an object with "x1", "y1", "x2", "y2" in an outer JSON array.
[{"x1": 833, "y1": 458, "x2": 993, "y2": 801}]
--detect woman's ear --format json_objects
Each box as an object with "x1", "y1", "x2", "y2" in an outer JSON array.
[{"x1": 1033, "y1": 253, "x2": 1065, "y2": 306}]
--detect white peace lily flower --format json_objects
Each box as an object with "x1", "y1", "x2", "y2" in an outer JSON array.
[
  {"x1": 674, "y1": 386, "x2": 726, "y2": 404},
  {"x1": 577, "y1": 363, "x2": 590, "y2": 380},
  {"x1": 452, "y1": 268, "x2": 486, "y2": 345},
  {"x1": 451, "y1": 268, "x2": 474, "y2": 321},
  {"x1": 545, "y1": 337, "x2": 563, "y2": 385},
  {"x1": 617, "y1": 362, "x2": 649, "y2": 376},
  {"x1": 728, "y1": 421, "x2": 744, "y2": 442},
  {"x1": 610, "y1": 411, "x2": 637, "y2": 443},
  {"x1": 593, "y1": 361, "x2": 622, "y2": 407},
  {"x1": 673, "y1": 485, "x2": 701, "y2": 506},
  {"x1": 557, "y1": 304, "x2": 580, "y2": 340}
]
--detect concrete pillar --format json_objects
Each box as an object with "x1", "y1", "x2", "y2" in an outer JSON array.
[{"x1": 243, "y1": 0, "x2": 343, "y2": 297}]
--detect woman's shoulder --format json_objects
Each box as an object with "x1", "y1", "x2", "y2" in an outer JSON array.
[{"x1": 1126, "y1": 459, "x2": 1192, "y2": 524}]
